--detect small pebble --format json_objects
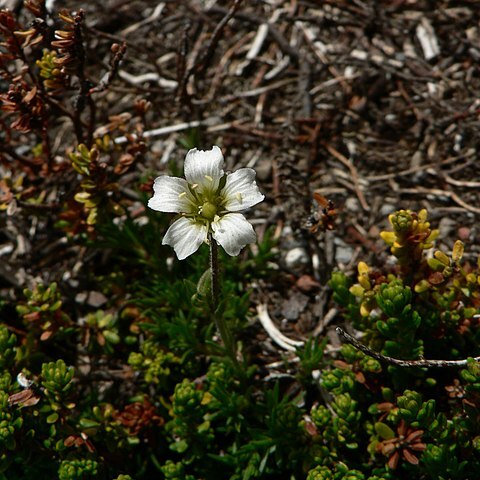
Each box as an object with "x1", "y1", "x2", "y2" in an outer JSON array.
[
  {"x1": 296, "y1": 274, "x2": 321, "y2": 293},
  {"x1": 285, "y1": 247, "x2": 309, "y2": 269},
  {"x1": 345, "y1": 197, "x2": 360, "y2": 213},
  {"x1": 75, "y1": 291, "x2": 108, "y2": 307},
  {"x1": 458, "y1": 227, "x2": 470, "y2": 241},
  {"x1": 438, "y1": 217, "x2": 456, "y2": 238},
  {"x1": 379, "y1": 203, "x2": 396, "y2": 217},
  {"x1": 334, "y1": 238, "x2": 353, "y2": 264}
]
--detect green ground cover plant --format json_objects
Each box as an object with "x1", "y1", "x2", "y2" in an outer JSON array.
[{"x1": 1, "y1": 2, "x2": 479, "y2": 479}]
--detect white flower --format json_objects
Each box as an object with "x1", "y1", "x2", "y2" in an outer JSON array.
[{"x1": 148, "y1": 146, "x2": 264, "y2": 260}]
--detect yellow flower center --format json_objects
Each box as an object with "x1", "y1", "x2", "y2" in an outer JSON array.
[{"x1": 200, "y1": 201, "x2": 217, "y2": 220}]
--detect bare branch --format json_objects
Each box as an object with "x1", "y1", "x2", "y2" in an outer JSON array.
[{"x1": 336, "y1": 327, "x2": 479, "y2": 368}]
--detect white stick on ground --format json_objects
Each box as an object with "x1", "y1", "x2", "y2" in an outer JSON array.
[
  {"x1": 114, "y1": 117, "x2": 221, "y2": 144},
  {"x1": 256, "y1": 304, "x2": 304, "y2": 351},
  {"x1": 416, "y1": 18, "x2": 440, "y2": 60}
]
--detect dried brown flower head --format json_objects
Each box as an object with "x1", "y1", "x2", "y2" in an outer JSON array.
[
  {"x1": 51, "y1": 10, "x2": 85, "y2": 77},
  {"x1": 445, "y1": 379, "x2": 466, "y2": 400},
  {"x1": 113, "y1": 398, "x2": 164, "y2": 436},
  {"x1": 0, "y1": 82, "x2": 44, "y2": 132},
  {"x1": 376, "y1": 420, "x2": 426, "y2": 469},
  {"x1": 64, "y1": 432, "x2": 96, "y2": 453}
]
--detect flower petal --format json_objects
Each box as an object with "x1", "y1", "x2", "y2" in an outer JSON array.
[
  {"x1": 148, "y1": 176, "x2": 195, "y2": 213},
  {"x1": 221, "y1": 168, "x2": 264, "y2": 212},
  {"x1": 211, "y1": 213, "x2": 256, "y2": 256},
  {"x1": 162, "y1": 217, "x2": 207, "y2": 260},
  {"x1": 184, "y1": 146, "x2": 224, "y2": 193}
]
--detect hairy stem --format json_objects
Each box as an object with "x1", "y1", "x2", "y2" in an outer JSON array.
[
  {"x1": 210, "y1": 234, "x2": 220, "y2": 310},
  {"x1": 209, "y1": 234, "x2": 241, "y2": 372}
]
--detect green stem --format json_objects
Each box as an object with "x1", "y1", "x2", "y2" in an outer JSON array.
[
  {"x1": 209, "y1": 234, "x2": 241, "y2": 372},
  {"x1": 209, "y1": 233, "x2": 220, "y2": 311}
]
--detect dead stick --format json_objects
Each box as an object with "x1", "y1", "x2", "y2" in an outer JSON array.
[
  {"x1": 194, "y1": 0, "x2": 243, "y2": 74},
  {"x1": 336, "y1": 327, "x2": 479, "y2": 368},
  {"x1": 322, "y1": 142, "x2": 370, "y2": 212}
]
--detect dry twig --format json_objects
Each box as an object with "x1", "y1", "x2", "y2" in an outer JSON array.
[{"x1": 337, "y1": 327, "x2": 480, "y2": 368}]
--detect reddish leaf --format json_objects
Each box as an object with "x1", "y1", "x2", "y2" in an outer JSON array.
[
  {"x1": 402, "y1": 449, "x2": 419, "y2": 465},
  {"x1": 387, "y1": 451, "x2": 400, "y2": 469}
]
